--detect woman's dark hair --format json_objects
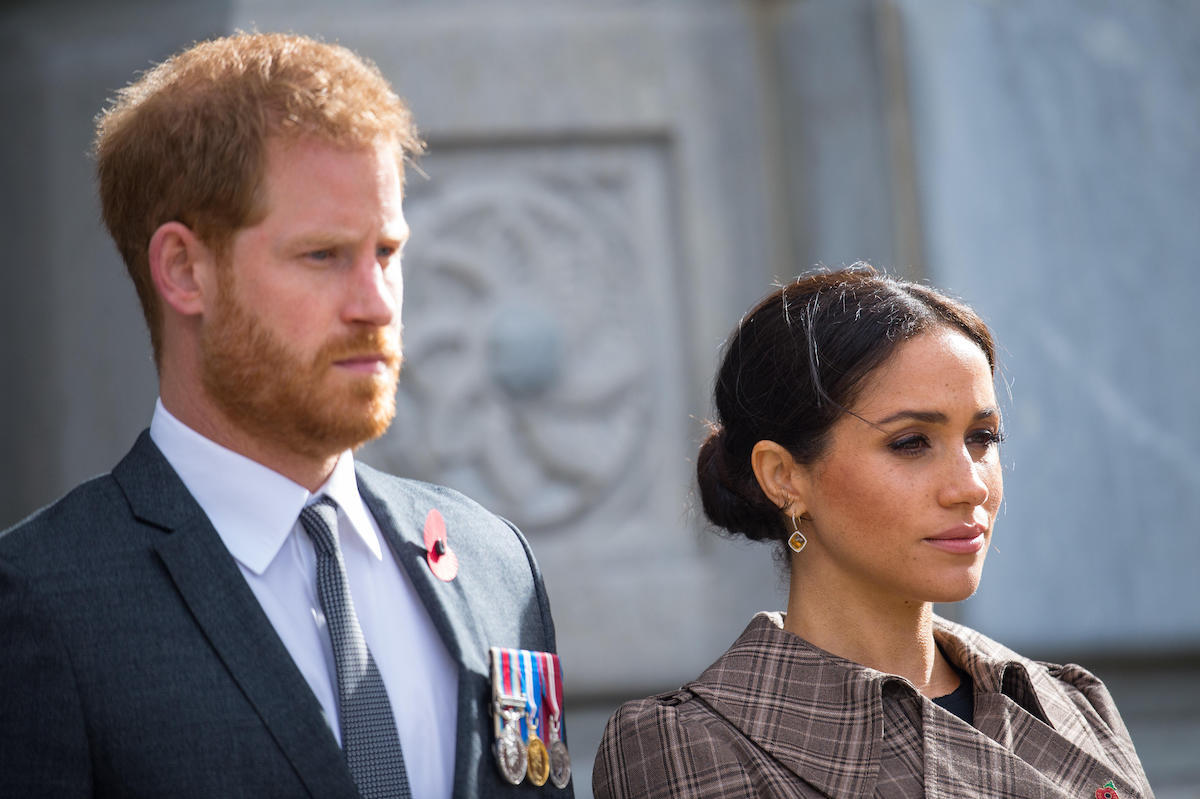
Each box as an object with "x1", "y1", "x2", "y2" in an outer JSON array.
[{"x1": 696, "y1": 264, "x2": 996, "y2": 545}]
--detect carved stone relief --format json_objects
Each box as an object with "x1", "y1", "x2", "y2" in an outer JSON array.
[{"x1": 363, "y1": 141, "x2": 686, "y2": 538}]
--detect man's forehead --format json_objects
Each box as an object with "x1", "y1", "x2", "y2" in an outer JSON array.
[{"x1": 266, "y1": 130, "x2": 405, "y2": 160}]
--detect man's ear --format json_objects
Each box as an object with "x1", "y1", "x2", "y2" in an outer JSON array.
[
  {"x1": 750, "y1": 439, "x2": 810, "y2": 516},
  {"x1": 148, "y1": 221, "x2": 215, "y2": 317}
]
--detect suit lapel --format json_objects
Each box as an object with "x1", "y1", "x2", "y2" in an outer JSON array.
[
  {"x1": 356, "y1": 467, "x2": 491, "y2": 799},
  {"x1": 113, "y1": 433, "x2": 358, "y2": 799},
  {"x1": 356, "y1": 468, "x2": 482, "y2": 670}
]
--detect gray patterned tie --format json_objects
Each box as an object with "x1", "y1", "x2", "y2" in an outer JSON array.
[{"x1": 299, "y1": 497, "x2": 412, "y2": 799}]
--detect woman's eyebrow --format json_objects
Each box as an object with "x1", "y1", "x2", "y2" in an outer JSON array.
[{"x1": 873, "y1": 408, "x2": 999, "y2": 426}]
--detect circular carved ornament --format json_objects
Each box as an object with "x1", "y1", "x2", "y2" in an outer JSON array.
[{"x1": 375, "y1": 169, "x2": 657, "y2": 531}]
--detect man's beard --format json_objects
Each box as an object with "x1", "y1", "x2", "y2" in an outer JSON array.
[{"x1": 200, "y1": 277, "x2": 402, "y2": 461}]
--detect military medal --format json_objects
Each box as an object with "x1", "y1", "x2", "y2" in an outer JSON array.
[
  {"x1": 525, "y1": 736, "x2": 549, "y2": 787},
  {"x1": 490, "y1": 648, "x2": 527, "y2": 785},
  {"x1": 521, "y1": 650, "x2": 550, "y2": 786},
  {"x1": 495, "y1": 702, "x2": 526, "y2": 786},
  {"x1": 539, "y1": 651, "x2": 572, "y2": 789},
  {"x1": 490, "y1": 646, "x2": 570, "y2": 789}
]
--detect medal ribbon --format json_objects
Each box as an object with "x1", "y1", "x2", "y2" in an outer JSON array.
[
  {"x1": 492, "y1": 647, "x2": 517, "y2": 741},
  {"x1": 501, "y1": 648, "x2": 526, "y2": 730},
  {"x1": 538, "y1": 652, "x2": 563, "y2": 738},
  {"x1": 520, "y1": 649, "x2": 542, "y2": 741},
  {"x1": 500, "y1": 648, "x2": 514, "y2": 699}
]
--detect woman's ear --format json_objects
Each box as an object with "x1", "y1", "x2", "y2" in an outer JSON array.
[
  {"x1": 751, "y1": 439, "x2": 809, "y2": 516},
  {"x1": 148, "y1": 221, "x2": 215, "y2": 317}
]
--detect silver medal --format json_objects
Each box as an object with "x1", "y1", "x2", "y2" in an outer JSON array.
[
  {"x1": 494, "y1": 708, "x2": 527, "y2": 786},
  {"x1": 490, "y1": 647, "x2": 529, "y2": 786}
]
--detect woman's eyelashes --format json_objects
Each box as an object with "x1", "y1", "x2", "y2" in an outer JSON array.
[
  {"x1": 887, "y1": 428, "x2": 1005, "y2": 456},
  {"x1": 969, "y1": 428, "x2": 1005, "y2": 448},
  {"x1": 889, "y1": 433, "x2": 930, "y2": 454}
]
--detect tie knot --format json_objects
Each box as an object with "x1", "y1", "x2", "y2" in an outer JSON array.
[{"x1": 300, "y1": 497, "x2": 341, "y2": 556}]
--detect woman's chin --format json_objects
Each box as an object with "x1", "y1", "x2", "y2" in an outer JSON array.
[{"x1": 925, "y1": 573, "x2": 983, "y2": 605}]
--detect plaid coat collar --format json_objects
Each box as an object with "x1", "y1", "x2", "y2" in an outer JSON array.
[{"x1": 683, "y1": 613, "x2": 1153, "y2": 799}]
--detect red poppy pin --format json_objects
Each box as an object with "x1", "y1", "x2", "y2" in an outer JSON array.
[
  {"x1": 1095, "y1": 780, "x2": 1119, "y2": 799},
  {"x1": 423, "y1": 508, "x2": 459, "y2": 582}
]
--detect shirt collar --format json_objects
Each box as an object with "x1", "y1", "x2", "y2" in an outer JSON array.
[
  {"x1": 319, "y1": 448, "x2": 384, "y2": 562},
  {"x1": 149, "y1": 399, "x2": 382, "y2": 574}
]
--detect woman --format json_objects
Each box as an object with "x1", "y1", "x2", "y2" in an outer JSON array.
[{"x1": 593, "y1": 267, "x2": 1153, "y2": 798}]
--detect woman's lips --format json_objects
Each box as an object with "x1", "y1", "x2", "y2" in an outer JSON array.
[{"x1": 923, "y1": 524, "x2": 987, "y2": 554}]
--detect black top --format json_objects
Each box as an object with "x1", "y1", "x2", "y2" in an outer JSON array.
[{"x1": 933, "y1": 671, "x2": 975, "y2": 724}]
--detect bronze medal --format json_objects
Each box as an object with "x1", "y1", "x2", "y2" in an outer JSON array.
[
  {"x1": 549, "y1": 737, "x2": 571, "y2": 789},
  {"x1": 539, "y1": 650, "x2": 572, "y2": 789},
  {"x1": 526, "y1": 734, "x2": 550, "y2": 786}
]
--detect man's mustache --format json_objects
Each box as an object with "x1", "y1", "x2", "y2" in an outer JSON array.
[{"x1": 317, "y1": 329, "x2": 403, "y2": 369}]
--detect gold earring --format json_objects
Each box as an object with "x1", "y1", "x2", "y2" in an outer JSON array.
[{"x1": 788, "y1": 514, "x2": 807, "y2": 554}]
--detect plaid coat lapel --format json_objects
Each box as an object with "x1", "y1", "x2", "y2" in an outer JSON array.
[
  {"x1": 933, "y1": 620, "x2": 1155, "y2": 799},
  {"x1": 1027, "y1": 662, "x2": 1153, "y2": 798},
  {"x1": 920, "y1": 695, "x2": 1138, "y2": 798},
  {"x1": 685, "y1": 613, "x2": 890, "y2": 798}
]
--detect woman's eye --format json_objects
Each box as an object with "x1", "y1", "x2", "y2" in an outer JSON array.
[
  {"x1": 967, "y1": 429, "x2": 1005, "y2": 447},
  {"x1": 889, "y1": 434, "x2": 930, "y2": 454}
]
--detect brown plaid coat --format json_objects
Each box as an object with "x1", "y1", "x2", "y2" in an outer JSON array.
[{"x1": 594, "y1": 613, "x2": 1153, "y2": 799}]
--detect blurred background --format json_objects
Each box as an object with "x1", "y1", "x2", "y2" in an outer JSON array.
[{"x1": 2, "y1": 0, "x2": 1197, "y2": 795}]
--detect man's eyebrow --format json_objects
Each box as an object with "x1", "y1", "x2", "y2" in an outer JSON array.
[
  {"x1": 873, "y1": 408, "x2": 999, "y2": 426},
  {"x1": 287, "y1": 232, "x2": 349, "y2": 250},
  {"x1": 285, "y1": 227, "x2": 409, "y2": 250},
  {"x1": 380, "y1": 224, "x2": 410, "y2": 248}
]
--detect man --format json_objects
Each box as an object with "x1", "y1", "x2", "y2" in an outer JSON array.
[{"x1": 0, "y1": 33, "x2": 571, "y2": 799}]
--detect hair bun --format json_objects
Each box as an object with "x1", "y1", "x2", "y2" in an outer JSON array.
[{"x1": 696, "y1": 426, "x2": 783, "y2": 543}]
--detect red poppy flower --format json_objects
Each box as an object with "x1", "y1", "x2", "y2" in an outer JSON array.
[{"x1": 1096, "y1": 788, "x2": 1119, "y2": 799}]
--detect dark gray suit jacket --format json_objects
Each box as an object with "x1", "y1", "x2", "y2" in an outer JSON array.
[{"x1": 0, "y1": 432, "x2": 573, "y2": 798}]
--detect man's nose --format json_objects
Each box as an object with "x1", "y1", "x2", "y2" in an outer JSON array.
[{"x1": 343, "y1": 254, "x2": 398, "y2": 327}]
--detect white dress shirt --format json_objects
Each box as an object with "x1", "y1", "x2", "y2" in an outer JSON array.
[{"x1": 150, "y1": 399, "x2": 457, "y2": 799}]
